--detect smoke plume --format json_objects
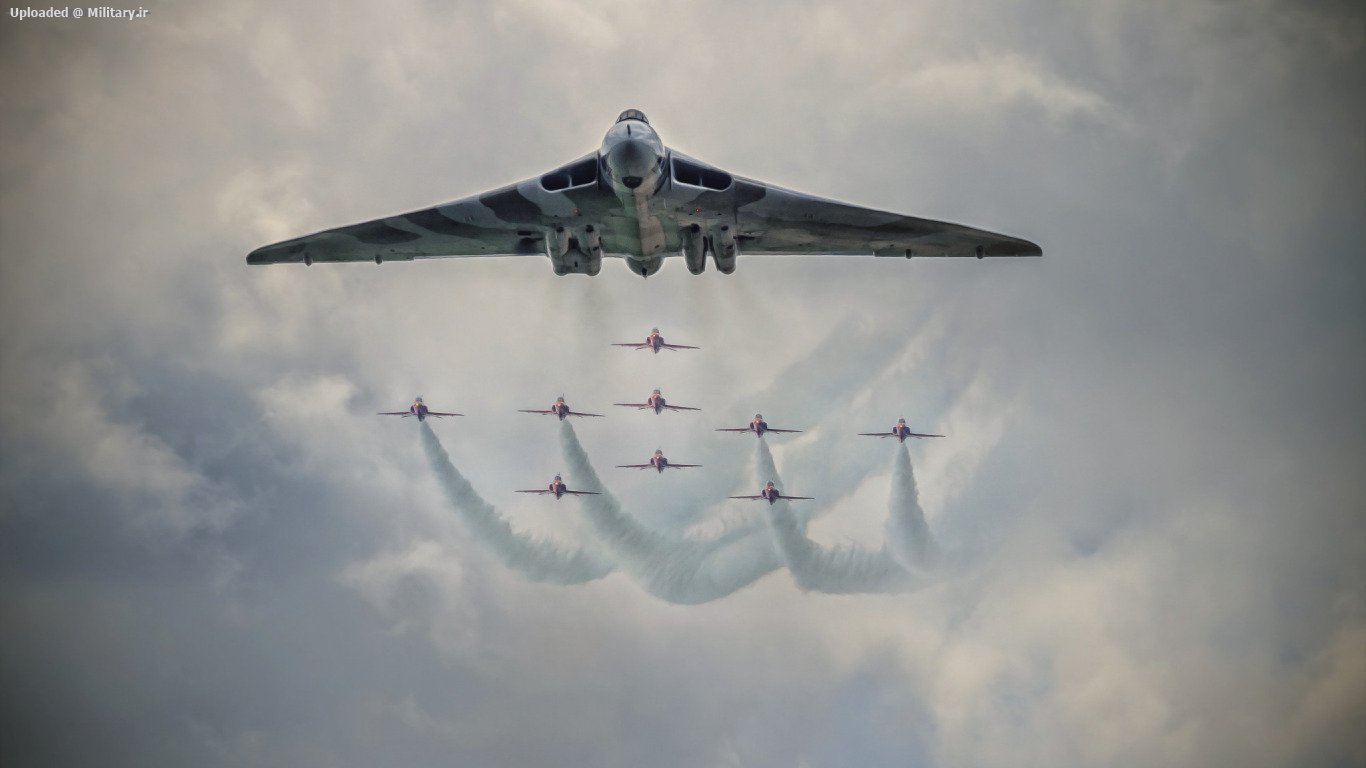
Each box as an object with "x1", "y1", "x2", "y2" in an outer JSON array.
[
  {"x1": 559, "y1": 420, "x2": 788, "y2": 604},
  {"x1": 756, "y1": 439, "x2": 930, "y2": 593},
  {"x1": 421, "y1": 422, "x2": 614, "y2": 584},
  {"x1": 885, "y1": 441, "x2": 942, "y2": 572}
]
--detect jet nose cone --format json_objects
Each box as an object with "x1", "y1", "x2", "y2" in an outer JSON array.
[
  {"x1": 610, "y1": 136, "x2": 652, "y2": 162},
  {"x1": 605, "y1": 137, "x2": 659, "y2": 190}
]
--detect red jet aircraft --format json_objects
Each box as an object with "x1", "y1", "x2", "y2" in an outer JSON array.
[
  {"x1": 378, "y1": 397, "x2": 462, "y2": 422},
  {"x1": 611, "y1": 327, "x2": 700, "y2": 354},
  {"x1": 518, "y1": 396, "x2": 605, "y2": 421},
  {"x1": 615, "y1": 389, "x2": 700, "y2": 415},
  {"x1": 858, "y1": 418, "x2": 944, "y2": 443},
  {"x1": 617, "y1": 449, "x2": 701, "y2": 474},
  {"x1": 729, "y1": 481, "x2": 814, "y2": 506},
  {"x1": 516, "y1": 474, "x2": 601, "y2": 500},
  {"x1": 716, "y1": 414, "x2": 802, "y2": 438}
]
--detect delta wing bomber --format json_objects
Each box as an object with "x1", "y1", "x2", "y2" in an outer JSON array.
[{"x1": 247, "y1": 110, "x2": 1042, "y2": 278}]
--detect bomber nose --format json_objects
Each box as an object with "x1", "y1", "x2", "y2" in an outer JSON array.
[{"x1": 606, "y1": 137, "x2": 656, "y2": 188}]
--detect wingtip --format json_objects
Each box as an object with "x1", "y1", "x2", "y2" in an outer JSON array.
[
  {"x1": 984, "y1": 237, "x2": 1043, "y2": 258},
  {"x1": 246, "y1": 242, "x2": 291, "y2": 266}
]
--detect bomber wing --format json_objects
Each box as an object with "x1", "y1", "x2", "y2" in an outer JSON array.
[
  {"x1": 663, "y1": 151, "x2": 1041, "y2": 259},
  {"x1": 247, "y1": 153, "x2": 619, "y2": 265}
]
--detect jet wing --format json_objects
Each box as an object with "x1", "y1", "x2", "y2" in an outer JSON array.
[
  {"x1": 377, "y1": 411, "x2": 414, "y2": 417},
  {"x1": 778, "y1": 495, "x2": 815, "y2": 501},
  {"x1": 518, "y1": 409, "x2": 554, "y2": 415},
  {"x1": 858, "y1": 431, "x2": 943, "y2": 438},
  {"x1": 246, "y1": 153, "x2": 619, "y2": 265},
  {"x1": 728, "y1": 495, "x2": 764, "y2": 500},
  {"x1": 567, "y1": 410, "x2": 605, "y2": 418},
  {"x1": 425, "y1": 411, "x2": 463, "y2": 417},
  {"x1": 765, "y1": 428, "x2": 803, "y2": 433},
  {"x1": 617, "y1": 462, "x2": 701, "y2": 469},
  {"x1": 661, "y1": 343, "x2": 700, "y2": 350},
  {"x1": 613, "y1": 403, "x2": 651, "y2": 409},
  {"x1": 516, "y1": 489, "x2": 553, "y2": 495},
  {"x1": 663, "y1": 405, "x2": 700, "y2": 412},
  {"x1": 715, "y1": 428, "x2": 753, "y2": 433},
  {"x1": 611, "y1": 343, "x2": 649, "y2": 349},
  {"x1": 665, "y1": 151, "x2": 1041, "y2": 259},
  {"x1": 561, "y1": 490, "x2": 601, "y2": 496}
]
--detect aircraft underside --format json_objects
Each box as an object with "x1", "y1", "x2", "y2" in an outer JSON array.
[{"x1": 246, "y1": 111, "x2": 1041, "y2": 278}]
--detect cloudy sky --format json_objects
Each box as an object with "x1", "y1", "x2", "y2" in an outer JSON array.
[{"x1": 2, "y1": 1, "x2": 1363, "y2": 765}]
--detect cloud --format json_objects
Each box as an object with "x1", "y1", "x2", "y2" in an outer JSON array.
[
  {"x1": 0, "y1": 358, "x2": 241, "y2": 538},
  {"x1": 421, "y1": 421, "x2": 614, "y2": 584},
  {"x1": 1, "y1": 0, "x2": 1364, "y2": 765},
  {"x1": 896, "y1": 54, "x2": 1128, "y2": 127},
  {"x1": 341, "y1": 538, "x2": 476, "y2": 657}
]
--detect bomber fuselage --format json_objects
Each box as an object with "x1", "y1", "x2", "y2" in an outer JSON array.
[{"x1": 596, "y1": 113, "x2": 671, "y2": 275}]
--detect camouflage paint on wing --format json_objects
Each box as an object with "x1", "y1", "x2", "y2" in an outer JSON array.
[
  {"x1": 654, "y1": 152, "x2": 1040, "y2": 258},
  {"x1": 729, "y1": 181, "x2": 1043, "y2": 258},
  {"x1": 246, "y1": 153, "x2": 620, "y2": 265}
]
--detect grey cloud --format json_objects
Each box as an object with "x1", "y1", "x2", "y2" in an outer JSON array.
[{"x1": 2, "y1": 0, "x2": 1364, "y2": 766}]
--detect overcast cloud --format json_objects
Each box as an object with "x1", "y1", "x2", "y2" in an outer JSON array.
[{"x1": 2, "y1": 1, "x2": 1364, "y2": 766}]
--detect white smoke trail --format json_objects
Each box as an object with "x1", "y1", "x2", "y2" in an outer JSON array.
[
  {"x1": 559, "y1": 420, "x2": 788, "y2": 604},
  {"x1": 421, "y1": 422, "x2": 614, "y2": 584},
  {"x1": 755, "y1": 439, "x2": 929, "y2": 593},
  {"x1": 885, "y1": 441, "x2": 942, "y2": 573},
  {"x1": 715, "y1": 315, "x2": 930, "y2": 535}
]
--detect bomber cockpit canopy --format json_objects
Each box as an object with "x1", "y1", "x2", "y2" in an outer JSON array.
[{"x1": 616, "y1": 109, "x2": 649, "y2": 124}]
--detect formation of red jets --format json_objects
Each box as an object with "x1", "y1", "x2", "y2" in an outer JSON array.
[{"x1": 381, "y1": 327, "x2": 944, "y2": 502}]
